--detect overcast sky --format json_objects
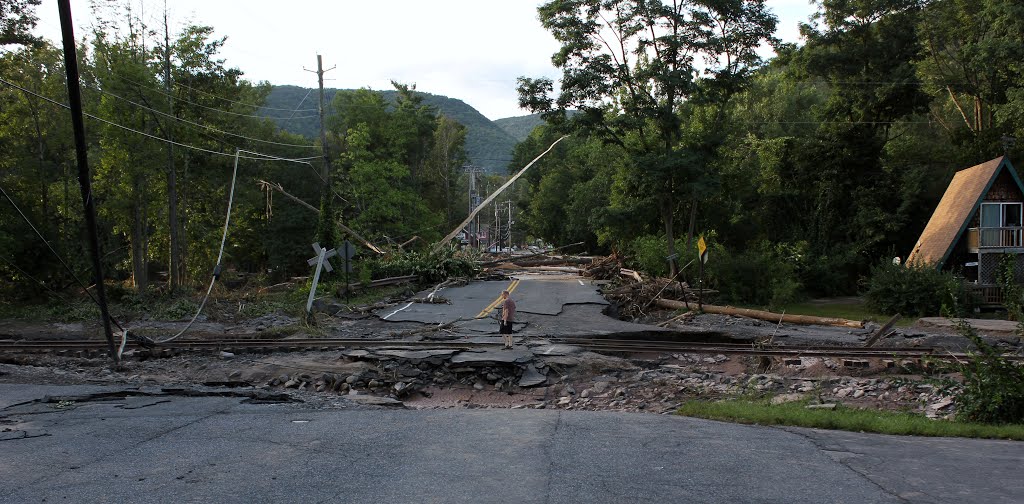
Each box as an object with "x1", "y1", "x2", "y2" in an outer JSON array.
[{"x1": 33, "y1": 1, "x2": 818, "y2": 120}]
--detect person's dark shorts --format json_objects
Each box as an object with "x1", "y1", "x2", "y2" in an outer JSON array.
[{"x1": 500, "y1": 321, "x2": 513, "y2": 334}]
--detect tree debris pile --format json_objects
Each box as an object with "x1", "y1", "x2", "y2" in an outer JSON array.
[{"x1": 583, "y1": 254, "x2": 624, "y2": 280}]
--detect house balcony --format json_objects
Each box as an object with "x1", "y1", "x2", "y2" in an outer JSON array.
[{"x1": 967, "y1": 227, "x2": 1024, "y2": 252}]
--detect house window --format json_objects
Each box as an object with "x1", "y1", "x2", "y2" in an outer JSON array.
[{"x1": 981, "y1": 202, "x2": 1023, "y2": 228}]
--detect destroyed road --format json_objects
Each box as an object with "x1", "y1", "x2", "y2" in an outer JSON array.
[
  {"x1": 2, "y1": 384, "x2": 1021, "y2": 504},
  {"x1": 375, "y1": 273, "x2": 677, "y2": 337}
]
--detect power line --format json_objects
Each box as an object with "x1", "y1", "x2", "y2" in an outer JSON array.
[
  {"x1": 1, "y1": 75, "x2": 356, "y2": 211},
  {"x1": 82, "y1": 82, "x2": 321, "y2": 149},
  {"x1": 170, "y1": 77, "x2": 317, "y2": 112},
  {"x1": 6, "y1": 49, "x2": 320, "y2": 119},
  {"x1": 0, "y1": 76, "x2": 320, "y2": 162}
]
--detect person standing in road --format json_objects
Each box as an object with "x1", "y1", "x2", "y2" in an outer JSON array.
[{"x1": 500, "y1": 289, "x2": 516, "y2": 349}]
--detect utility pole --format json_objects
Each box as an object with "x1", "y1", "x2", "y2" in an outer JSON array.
[
  {"x1": 463, "y1": 165, "x2": 483, "y2": 248},
  {"x1": 304, "y1": 55, "x2": 336, "y2": 246},
  {"x1": 57, "y1": 0, "x2": 118, "y2": 363},
  {"x1": 163, "y1": 3, "x2": 181, "y2": 290},
  {"x1": 506, "y1": 200, "x2": 513, "y2": 249},
  {"x1": 494, "y1": 200, "x2": 501, "y2": 252}
]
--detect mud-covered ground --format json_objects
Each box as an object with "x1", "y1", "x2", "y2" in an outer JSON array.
[{"x1": 2, "y1": 296, "x2": 1021, "y2": 421}]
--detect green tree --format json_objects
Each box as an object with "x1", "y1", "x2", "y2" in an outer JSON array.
[
  {"x1": 916, "y1": 0, "x2": 1024, "y2": 160},
  {"x1": 0, "y1": 0, "x2": 41, "y2": 47},
  {"x1": 518, "y1": 0, "x2": 777, "y2": 277}
]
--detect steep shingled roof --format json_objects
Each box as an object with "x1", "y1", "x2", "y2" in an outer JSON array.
[{"x1": 907, "y1": 156, "x2": 1018, "y2": 267}]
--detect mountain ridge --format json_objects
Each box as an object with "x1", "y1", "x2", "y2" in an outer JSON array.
[{"x1": 262, "y1": 85, "x2": 534, "y2": 172}]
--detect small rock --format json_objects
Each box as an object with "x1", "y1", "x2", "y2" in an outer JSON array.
[
  {"x1": 580, "y1": 389, "x2": 591, "y2": 399},
  {"x1": 367, "y1": 380, "x2": 381, "y2": 388},
  {"x1": 283, "y1": 378, "x2": 300, "y2": 389},
  {"x1": 220, "y1": 351, "x2": 234, "y2": 359},
  {"x1": 557, "y1": 396, "x2": 572, "y2": 405},
  {"x1": 836, "y1": 388, "x2": 852, "y2": 398},
  {"x1": 771, "y1": 393, "x2": 803, "y2": 405},
  {"x1": 228, "y1": 370, "x2": 241, "y2": 379},
  {"x1": 473, "y1": 383, "x2": 484, "y2": 391},
  {"x1": 852, "y1": 389, "x2": 865, "y2": 399},
  {"x1": 806, "y1": 403, "x2": 837, "y2": 410}
]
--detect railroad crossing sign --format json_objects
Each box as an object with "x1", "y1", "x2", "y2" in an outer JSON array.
[
  {"x1": 305, "y1": 242, "x2": 336, "y2": 314},
  {"x1": 307, "y1": 242, "x2": 337, "y2": 272}
]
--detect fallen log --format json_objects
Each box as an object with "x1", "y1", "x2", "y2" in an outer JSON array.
[
  {"x1": 653, "y1": 299, "x2": 864, "y2": 329},
  {"x1": 508, "y1": 257, "x2": 592, "y2": 267},
  {"x1": 478, "y1": 242, "x2": 585, "y2": 267},
  {"x1": 337, "y1": 275, "x2": 419, "y2": 295}
]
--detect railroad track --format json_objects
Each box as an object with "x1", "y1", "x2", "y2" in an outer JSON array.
[{"x1": 1, "y1": 336, "x2": 1016, "y2": 361}]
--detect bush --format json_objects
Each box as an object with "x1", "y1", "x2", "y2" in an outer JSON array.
[
  {"x1": 954, "y1": 319, "x2": 1024, "y2": 424},
  {"x1": 367, "y1": 248, "x2": 480, "y2": 284},
  {"x1": 863, "y1": 261, "x2": 971, "y2": 316},
  {"x1": 626, "y1": 235, "x2": 686, "y2": 278},
  {"x1": 707, "y1": 241, "x2": 803, "y2": 310}
]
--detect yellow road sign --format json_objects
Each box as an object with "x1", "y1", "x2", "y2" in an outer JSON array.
[{"x1": 698, "y1": 236, "x2": 708, "y2": 264}]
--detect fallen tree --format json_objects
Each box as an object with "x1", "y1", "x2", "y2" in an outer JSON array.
[{"x1": 653, "y1": 299, "x2": 864, "y2": 329}]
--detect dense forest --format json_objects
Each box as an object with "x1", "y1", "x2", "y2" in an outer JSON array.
[{"x1": 1, "y1": 0, "x2": 1023, "y2": 310}]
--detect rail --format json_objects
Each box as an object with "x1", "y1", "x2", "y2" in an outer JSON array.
[{"x1": 3, "y1": 336, "x2": 1019, "y2": 361}]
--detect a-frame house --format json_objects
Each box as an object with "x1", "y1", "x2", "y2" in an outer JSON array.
[{"x1": 908, "y1": 156, "x2": 1024, "y2": 303}]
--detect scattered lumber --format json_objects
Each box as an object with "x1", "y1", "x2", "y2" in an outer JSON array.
[
  {"x1": 411, "y1": 296, "x2": 451, "y2": 304},
  {"x1": 653, "y1": 299, "x2": 864, "y2": 328},
  {"x1": 390, "y1": 318, "x2": 465, "y2": 337},
  {"x1": 620, "y1": 268, "x2": 642, "y2": 282},
  {"x1": 865, "y1": 314, "x2": 901, "y2": 347},
  {"x1": 656, "y1": 311, "x2": 697, "y2": 327}
]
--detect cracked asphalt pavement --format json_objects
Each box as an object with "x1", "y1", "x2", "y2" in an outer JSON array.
[{"x1": 2, "y1": 384, "x2": 1021, "y2": 503}]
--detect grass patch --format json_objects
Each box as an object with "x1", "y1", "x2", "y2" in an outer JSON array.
[
  {"x1": 679, "y1": 399, "x2": 1024, "y2": 440},
  {"x1": 778, "y1": 299, "x2": 916, "y2": 327}
]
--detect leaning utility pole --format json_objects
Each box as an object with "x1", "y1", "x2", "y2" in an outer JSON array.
[
  {"x1": 305, "y1": 55, "x2": 335, "y2": 246},
  {"x1": 57, "y1": 0, "x2": 118, "y2": 363}
]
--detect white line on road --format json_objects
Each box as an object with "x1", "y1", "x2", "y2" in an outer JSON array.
[
  {"x1": 383, "y1": 302, "x2": 414, "y2": 320},
  {"x1": 578, "y1": 279, "x2": 585, "y2": 286}
]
